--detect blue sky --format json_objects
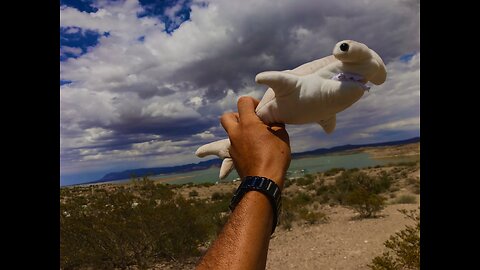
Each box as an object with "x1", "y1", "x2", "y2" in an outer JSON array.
[{"x1": 60, "y1": 0, "x2": 420, "y2": 186}]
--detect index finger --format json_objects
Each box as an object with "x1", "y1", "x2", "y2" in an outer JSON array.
[{"x1": 237, "y1": 96, "x2": 261, "y2": 124}]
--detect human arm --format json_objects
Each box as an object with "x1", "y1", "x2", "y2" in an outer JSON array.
[{"x1": 196, "y1": 96, "x2": 291, "y2": 270}]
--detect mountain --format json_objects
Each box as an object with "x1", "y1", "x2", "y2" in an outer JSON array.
[
  {"x1": 87, "y1": 137, "x2": 419, "y2": 184},
  {"x1": 291, "y1": 137, "x2": 420, "y2": 159},
  {"x1": 91, "y1": 158, "x2": 223, "y2": 184}
]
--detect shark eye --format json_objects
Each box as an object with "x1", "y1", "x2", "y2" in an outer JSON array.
[{"x1": 340, "y1": 43, "x2": 349, "y2": 52}]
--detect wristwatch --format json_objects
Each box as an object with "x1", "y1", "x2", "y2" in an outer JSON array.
[{"x1": 229, "y1": 176, "x2": 282, "y2": 234}]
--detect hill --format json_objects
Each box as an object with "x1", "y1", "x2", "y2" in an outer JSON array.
[{"x1": 86, "y1": 137, "x2": 420, "y2": 184}]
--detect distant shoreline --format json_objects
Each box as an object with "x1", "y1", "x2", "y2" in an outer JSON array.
[{"x1": 65, "y1": 137, "x2": 419, "y2": 187}]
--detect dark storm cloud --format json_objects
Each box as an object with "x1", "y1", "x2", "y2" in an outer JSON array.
[{"x1": 60, "y1": 0, "x2": 419, "y2": 182}]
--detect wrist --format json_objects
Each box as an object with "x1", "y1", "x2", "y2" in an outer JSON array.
[{"x1": 230, "y1": 176, "x2": 282, "y2": 234}]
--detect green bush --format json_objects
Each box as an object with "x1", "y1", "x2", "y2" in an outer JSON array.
[
  {"x1": 279, "y1": 192, "x2": 327, "y2": 229},
  {"x1": 298, "y1": 208, "x2": 327, "y2": 225},
  {"x1": 369, "y1": 209, "x2": 420, "y2": 270},
  {"x1": 284, "y1": 178, "x2": 294, "y2": 188},
  {"x1": 198, "y1": 182, "x2": 215, "y2": 188},
  {"x1": 292, "y1": 192, "x2": 313, "y2": 205},
  {"x1": 280, "y1": 209, "x2": 295, "y2": 230},
  {"x1": 212, "y1": 191, "x2": 225, "y2": 201},
  {"x1": 392, "y1": 195, "x2": 416, "y2": 204},
  {"x1": 332, "y1": 171, "x2": 389, "y2": 217},
  {"x1": 323, "y1": 167, "x2": 345, "y2": 177},
  {"x1": 345, "y1": 189, "x2": 386, "y2": 218},
  {"x1": 394, "y1": 161, "x2": 418, "y2": 167},
  {"x1": 315, "y1": 185, "x2": 330, "y2": 196},
  {"x1": 60, "y1": 178, "x2": 230, "y2": 269},
  {"x1": 296, "y1": 177, "x2": 314, "y2": 186}
]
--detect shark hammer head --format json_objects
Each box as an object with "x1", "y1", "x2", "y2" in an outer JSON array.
[{"x1": 333, "y1": 40, "x2": 387, "y2": 85}]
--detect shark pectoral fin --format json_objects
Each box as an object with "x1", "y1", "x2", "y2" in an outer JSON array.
[
  {"x1": 318, "y1": 115, "x2": 336, "y2": 134},
  {"x1": 219, "y1": 158, "x2": 235, "y2": 180},
  {"x1": 255, "y1": 71, "x2": 299, "y2": 96}
]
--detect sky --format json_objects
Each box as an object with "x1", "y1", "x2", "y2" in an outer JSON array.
[{"x1": 60, "y1": 0, "x2": 420, "y2": 186}]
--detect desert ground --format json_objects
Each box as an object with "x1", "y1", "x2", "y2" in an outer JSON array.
[
  {"x1": 62, "y1": 142, "x2": 420, "y2": 269},
  {"x1": 154, "y1": 142, "x2": 420, "y2": 269}
]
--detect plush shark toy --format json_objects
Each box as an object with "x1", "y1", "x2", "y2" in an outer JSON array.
[{"x1": 195, "y1": 40, "x2": 387, "y2": 180}]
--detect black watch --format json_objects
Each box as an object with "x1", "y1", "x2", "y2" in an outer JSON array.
[{"x1": 229, "y1": 176, "x2": 282, "y2": 234}]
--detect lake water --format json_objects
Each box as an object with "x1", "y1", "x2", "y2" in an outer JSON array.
[{"x1": 109, "y1": 152, "x2": 419, "y2": 186}]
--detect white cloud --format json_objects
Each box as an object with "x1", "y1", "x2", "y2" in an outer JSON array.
[
  {"x1": 193, "y1": 130, "x2": 215, "y2": 140},
  {"x1": 60, "y1": 0, "x2": 419, "y2": 182},
  {"x1": 362, "y1": 117, "x2": 420, "y2": 133}
]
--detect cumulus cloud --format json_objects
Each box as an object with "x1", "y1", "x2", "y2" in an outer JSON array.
[{"x1": 60, "y1": 0, "x2": 419, "y2": 184}]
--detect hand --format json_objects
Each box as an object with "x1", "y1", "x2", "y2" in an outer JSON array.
[{"x1": 220, "y1": 96, "x2": 291, "y2": 189}]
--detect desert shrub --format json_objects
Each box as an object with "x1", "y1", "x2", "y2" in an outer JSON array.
[
  {"x1": 332, "y1": 171, "x2": 389, "y2": 217},
  {"x1": 284, "y1": 178, "x2": 294, "y2": 188},
  {"x1": 345, "y1": 189, "x2": 386, "y2": 218},
  {"x1": 324, "y1": 167, "x2": 345, "y2": 176},
  {"x1": 60, "y1": 178, "x2": 230, "y2": 269},
  {"x1": 315, "y1": 180, "x2": 333, "y2": 204},
  {"x1": 389, "y1": 186, "x2": 400, "y2": 192},
  {"x1": 296, "y1": 177, "x2": 314, "y2": 186},
  {"x1": 315, "y1": 185, "x2": 330, "y2": 196},
  {"x1": 292, "y1": 192, "x2": 313, "y2": 205},
  {"x1": 198, "y1": 182, "x2": 215, "y2": 188},
  {"x1": 377, "y1": 172, "x2": 393, "y2": 192},
  {"x1": 298, "y1": 208, "x2": 328, "y2": 225},
  {"x1": 369, "y1": 209, "x2": 420, "y2": 270},
  {"x1": 392, "y1": 195, "x2": 416, "y2": 204},
  {"x1": 279, "y1": 192, "x2": 327, "y2": 229},
  {"x1": 189, "y1": 190, "x2": 199, "y2": 197},
  {"x1": 211, "y1": 192, "x2": 222, "y2": 200},
  {"x1": 280, "y1": 209, "x2": 295, "y2": 230},
  {"x1": 395, "y1": 161, "x2": 418, "y2": 167}
]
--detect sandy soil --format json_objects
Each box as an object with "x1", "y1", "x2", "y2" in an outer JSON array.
[
  {"x1": 266, "y1": 203, "x2": 419, "y2": 270},
  {"x1": 166, "y1": 142, "x2": 421, "y2": 269},
  {"x1": 152, "y1": 202, "x2": 419, "y2": 270},
  {"x1": 360, "y1": 142, "x2": 420, "y2": 159}
]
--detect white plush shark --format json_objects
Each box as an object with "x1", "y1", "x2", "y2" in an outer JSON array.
[{"x1": 196, "y1": 40, "x2": 387, "y2": 180}]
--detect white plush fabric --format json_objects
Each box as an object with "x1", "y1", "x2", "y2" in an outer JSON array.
[{"x1": 196, "y1": 40, "x2": 387, "y2": 180}]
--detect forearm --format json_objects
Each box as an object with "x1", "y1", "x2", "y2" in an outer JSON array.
[{"x1": 196, "y1": 190, "x2": 274, "y2": 270}]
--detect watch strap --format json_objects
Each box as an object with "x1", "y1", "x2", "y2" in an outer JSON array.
[{"x1": 229, "y1": 176, "x2": 282, "y2": 234}]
